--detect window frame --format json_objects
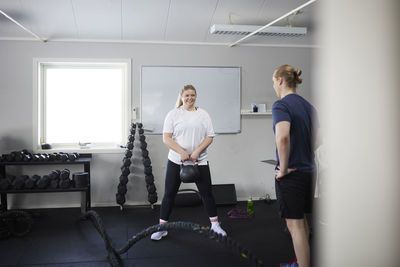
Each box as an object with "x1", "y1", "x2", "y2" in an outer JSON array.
[{"x1": 33, "y1": 58, "x2": 132, "y2": 153}]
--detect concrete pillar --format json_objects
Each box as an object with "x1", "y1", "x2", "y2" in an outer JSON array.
[{"x1": 316, "y1": 1, "x2": 400, "y2": 266}]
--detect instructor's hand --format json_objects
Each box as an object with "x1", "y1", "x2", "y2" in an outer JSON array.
[{"x1": 275, "y1": 167, "x2": 296, "y2": 180}]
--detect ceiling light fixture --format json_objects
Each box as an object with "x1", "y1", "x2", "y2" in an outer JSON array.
[
  {"x1": 210, "y1": 24, "x2": 307, "y2": 37},
  {"x1": 228, "y1": 0, "x2": 316, "y2": 47}
]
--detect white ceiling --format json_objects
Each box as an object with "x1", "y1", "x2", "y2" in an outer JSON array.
[{"x1": 0, "y1": 0, "x2": 318, "y2": 46}]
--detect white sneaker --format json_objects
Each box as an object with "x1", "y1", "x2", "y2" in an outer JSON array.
[
  {"x1": 211, "y1": 223, "x2": 227, "y2": 236},
  {"x1": 151, "y1": 230, "x2": 168, "y2": 240}
]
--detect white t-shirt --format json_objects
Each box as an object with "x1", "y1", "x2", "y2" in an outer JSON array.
[{"x1": 163, "y1": 106, "x2": 215, "y2": 165}]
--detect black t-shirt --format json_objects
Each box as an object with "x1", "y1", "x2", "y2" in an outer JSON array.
[{"x1": 272, "y1": 94, "x2": 318, "y2": 173}]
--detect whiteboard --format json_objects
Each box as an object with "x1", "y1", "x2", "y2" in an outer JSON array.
[{"x1": 141, "y1": 66, "x2": 241, "y2": 134}]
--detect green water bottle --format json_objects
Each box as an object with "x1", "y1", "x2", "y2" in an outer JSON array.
[{"x1": 247, "y1": 197, "x2": 254, "y2": 215}]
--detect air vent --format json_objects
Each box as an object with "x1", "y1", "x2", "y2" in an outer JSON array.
[{"x1": 210, "y1": 24, "x2": 307, "y2": 37}]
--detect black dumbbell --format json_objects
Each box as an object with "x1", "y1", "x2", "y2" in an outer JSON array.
[
  {"x1": 49, "y1": 170, "x2": 61, "y2": 189},
  {"x1": 116, "y1": 193, "x2": 126, "y2": 206},
  {"x1": 60, "y1": 169, "x2": 70, "y2": 180},
  {"x1": 144, "y1": 166, "x2": 152, "y2": 175},
  {"x1": 137, "y1": 123, "x2": 143, "y2": 129},
  {"x1": 6, "y1": 175, "x2": 16, "y2": 185},
  {"x1": 59, "y1": 177, "x2": 71, "y2": 189},
  {"x1": 48, "y1": 153, "x2": 56, "y2": 161},
  {"x1": 122, "y1": 158, "x2": 131, "y2": 167},
  {"x1": 119, "y1": 175, "x2": 128, "y2": 185},
  {"x1": 121, "y1": 166, "x2": 130, "y2": 176},
  {"x1": 138, "y1": 128, "x2": 144, "y2": 135},
  {"x1": 148, "y1": 193, "x2": 157, "y2": 204},
  {"x1": 25, "y1": 175, "x2": 40, "y2": 189},
  {"x1": 68, "y1": 152, "x2": 80, "y2": 161},
  {"x1": 23, "y1": 153, "x2": 32, "y2": 162},
  {"x1": 49, "y1": 170, "x2": 61, "y2": 180},
  {"x1": 42, "y1": 153, "x2": 51, "y2": 161},
  {"x1": 126, "y1": 142, "x2": 134, "y2": 150},
  {"x1": 130, "y1": 128, "x2": 136, "y2": 135},
  {"x1": 59, "y1": 153, "x2": 68, "y2": 162},
  {"x1": 141, "y1": 149, "x2": 149, "y2": 158},
  {"x1": 145, "y1": 174, "x2": 154, "y2": 184},
  {"x1": 128, "y1": 134, "x2": 135, "y2": 142},
  {"x1": 125, "y1": 150, "x2": 132, "y2": 158},
  {"x1": 68, "y1": 153, "x2": 77, "y2": 161},
  {"x1": 14, "y1": 151, "x2": 25, "y2": 162},
  {"x1": 49, "y1": 178, "x2": 59, "y2": 189},
  {"x1": 140, "y1": 142, "x2": 147, "y2": 150},
  {"x1": 142, "y1": 157, "x2": 151, "y2": 167},
  {"x1": 139, "y1": 135, "x2": 146, "y2": 142},
  {"x1": 117, "y1": 184, "x2": 127, "y2": 195},
  {"x1": 12, "y1": 175, "x2": 27, "y2": 189},
  {"x1": 146, "y1": 184, "x2": 156, "y2": 194},
  {"x1": 36, "y1": 175, "x2": 50, "y2": 189},
  {"x1": 131, "y1": 123, "x2": 137, "y2": 129},
  {"x1": 6, "y1": 153, "x2": 16, "y2": 162}
]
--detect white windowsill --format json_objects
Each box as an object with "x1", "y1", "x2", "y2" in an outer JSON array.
[{"x1": 35, "y1": 146, "x2": 126, "y2": 154}]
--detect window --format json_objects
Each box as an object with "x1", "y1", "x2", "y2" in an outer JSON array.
[{"x1": 33, "y1": 59, "x2": 131, "y2": 153}]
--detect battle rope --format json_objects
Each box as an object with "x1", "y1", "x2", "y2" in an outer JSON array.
[
  {"x1": 0, "y1": 210, "x2": 33, "y2": 239},
  {"x1": 83, "y1": 210, "x2": 264, "y2": 267}
]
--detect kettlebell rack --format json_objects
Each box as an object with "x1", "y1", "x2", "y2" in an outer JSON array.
[
  {"x1": 0, "y1": 154, "x2": 92, "y2": 214},
  {"x1": 116, "y1": 123, "x2": 157, "y2": 207}
]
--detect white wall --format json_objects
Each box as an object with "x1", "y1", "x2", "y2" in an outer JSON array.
[{"x1": 0, "y1": 40, "x2": 314, "y2": 208}]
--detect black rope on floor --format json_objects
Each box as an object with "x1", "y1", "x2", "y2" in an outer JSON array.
[
  {"x1": 83, "y1": 210, "x2": 264, "y2": 267},
  {"x1": 0, "y1": 210, "x2": 33, "y2": 239}
]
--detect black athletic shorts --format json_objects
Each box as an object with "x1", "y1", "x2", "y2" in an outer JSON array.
[{"x1": 275, "y1": 171, "x2": 315, "y2": 219}]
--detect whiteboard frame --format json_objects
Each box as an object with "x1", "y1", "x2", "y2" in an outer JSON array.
[{"x1": 139, "y1": 65, "x2": 242, "y2": 134}]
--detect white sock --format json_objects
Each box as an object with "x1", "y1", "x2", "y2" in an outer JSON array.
[{"x1": 210, "y1": 216, "x2": 219, "y2": 227}]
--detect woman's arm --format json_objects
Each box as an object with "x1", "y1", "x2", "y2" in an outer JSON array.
[
  {"x1": 190, "y1": 136, "x2": 213, "y2": 162},
  {"x1": 163, "y1": 133, "x2": 190, "y2": 162}
]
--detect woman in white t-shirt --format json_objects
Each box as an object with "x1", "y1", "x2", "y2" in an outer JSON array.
[{"x1": 151, "y1": 85, "x2": 227, "y2": 240}]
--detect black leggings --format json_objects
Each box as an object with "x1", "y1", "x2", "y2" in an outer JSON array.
[{"x1": 160, "y1": 160, "x2": 218, "y2": 221}]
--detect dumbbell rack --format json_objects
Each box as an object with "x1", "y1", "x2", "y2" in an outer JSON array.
[{"x1": 0, "y1": 153, "x2": 92, "y2": 215}]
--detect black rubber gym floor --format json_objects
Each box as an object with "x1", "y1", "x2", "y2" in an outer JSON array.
[{"x1": 0, "y1": 201, "x2": 298, "y2": 267}]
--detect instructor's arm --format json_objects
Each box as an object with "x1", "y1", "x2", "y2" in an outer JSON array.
[
  {"x1": 163, "y1": 133, "x2": 190, "y2": 161},
  {"x1": 275, "y1": 121, "x2": 295, "y2": 179}
]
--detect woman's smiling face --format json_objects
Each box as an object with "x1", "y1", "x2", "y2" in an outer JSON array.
[{"x1": 181, "y1": 89, "x2": 197, "y2": 110}]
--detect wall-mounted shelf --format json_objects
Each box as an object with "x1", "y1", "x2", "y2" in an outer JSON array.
[{"x1": 241, "y1": 110, "x2": 272, "y2": 116}]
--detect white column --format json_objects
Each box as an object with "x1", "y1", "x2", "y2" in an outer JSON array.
[{"x1": 316, "y1": 1, "x2": 400, "y2": 266}]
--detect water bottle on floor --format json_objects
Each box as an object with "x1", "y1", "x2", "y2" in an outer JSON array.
[{"x1": 247, "y1": 197, "x2": 254, "y2": 215}]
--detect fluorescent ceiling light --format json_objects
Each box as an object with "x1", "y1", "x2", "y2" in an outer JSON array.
[{"x1": 210, "y1": 24, "x2": 307, "y2": 37}]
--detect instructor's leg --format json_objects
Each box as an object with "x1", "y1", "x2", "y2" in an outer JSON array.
[{"x1": 286, "y1": 217, "x2": 310, "y2": 267}]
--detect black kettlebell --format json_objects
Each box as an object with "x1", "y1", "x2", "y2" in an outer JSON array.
[{"x1": 179, "y1": 162, "x2": 200, "y2": 183}]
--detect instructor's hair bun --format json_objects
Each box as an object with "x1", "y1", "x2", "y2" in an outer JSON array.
[{"x1": 274, "y1": 64, "x2": 302, "y2": 88}]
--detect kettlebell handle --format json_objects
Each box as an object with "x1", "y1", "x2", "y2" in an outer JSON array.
[{"x1": 180, "y1": 160, "x2": 198, "y2": 166}]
